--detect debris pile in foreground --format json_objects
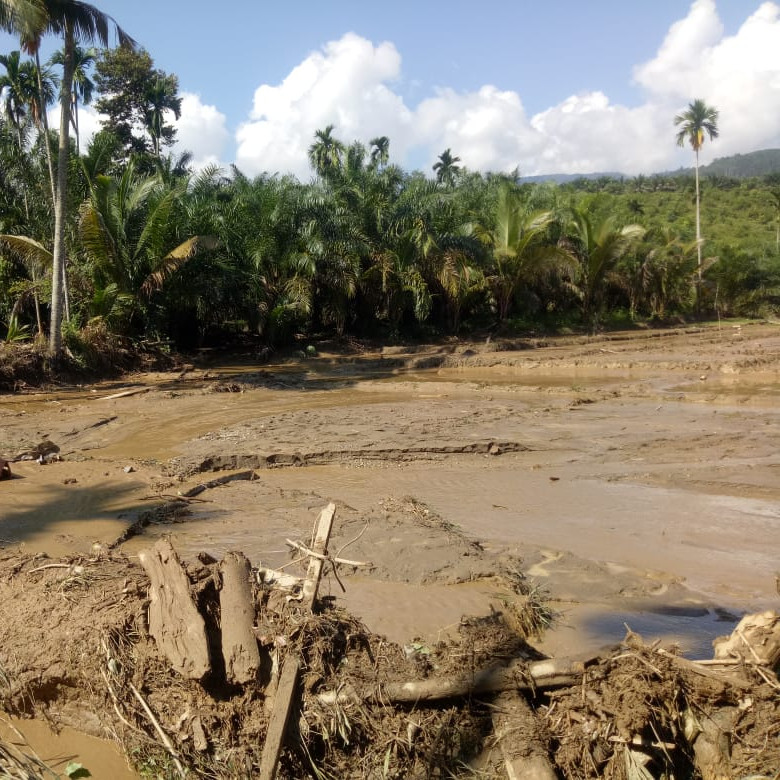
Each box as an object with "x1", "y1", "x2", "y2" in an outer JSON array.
[{"x1": 0, "y1": 504, "x2": 778, "y2": 779}]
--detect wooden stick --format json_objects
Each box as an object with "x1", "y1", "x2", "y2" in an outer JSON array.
[
  {"x1": 300, "y1": 503, "x2": 336, "y2": 610},
  {"x1": 284, "y1": 537, "x2": 370, "y2": 568},
  {"x1": 259, "y1": 654, "x2": 301, "y2": 780},
  {"x1": 95, "y1": 387, "x2": 150, "y2": 401},
  {"x1": 129, "y1": 682, "x2": 187, "y2": 779}
]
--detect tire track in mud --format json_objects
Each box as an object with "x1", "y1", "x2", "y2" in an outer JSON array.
[{"x1": 173, "y1": 440, "x2": 532, "y2": 476}]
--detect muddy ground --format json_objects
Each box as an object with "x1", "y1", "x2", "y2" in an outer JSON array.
[{"x1": 1, "y1": 322, "x2": 779, "y2": 775}]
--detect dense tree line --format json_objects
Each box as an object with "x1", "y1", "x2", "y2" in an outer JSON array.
[{"x1": 1, "y1": 6, "x2": 779, "y2": 357}]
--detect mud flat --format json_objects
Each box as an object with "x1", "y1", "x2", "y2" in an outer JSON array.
[{"x1": 1, "y1": 322, "x2": 779, "y2": 775}]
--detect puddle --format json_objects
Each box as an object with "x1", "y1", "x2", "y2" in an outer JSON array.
[
  {"x1": 537, "y1": 602, "x2": 740, "y2": 661},
  {"x1": 0, "y1": 716, "x2": 137, "y2": 778}
]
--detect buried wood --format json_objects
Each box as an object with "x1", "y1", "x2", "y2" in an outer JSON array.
[
  {"x1": 317, "y1": 657, "x2": 585, "y2": 705},
  {"x1": 258, "y1": 655, "x2": 301, "y2": 780},
  {"x1": 138, "y1": 538, "x2": 210, "y2": 680},
  {"x1": 219, "y1": 551, "x2": 262, "y2": 684},
  {"x1": 491, "y1": 689, "x2": 557, "y2": 780}
]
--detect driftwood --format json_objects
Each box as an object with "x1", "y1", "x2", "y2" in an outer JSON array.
[
  {"x1": 138, "y1": 539, "x2": 210, "y2": 680},
  {"x1": 492, "y1": 690, "x2": 557, "y2": 780},
  {"x1": 712, "y1": 609, "x2": 780, "y2": 667},
  {"x1": 256, "y1": 567, "x2": 304, "y2": 590},
  {"x1": 220, "y1": 551, "x2": 262, "y2": 684},
  {"x1": 317, "y1": 657, "x2": 584, "y2": 705}
]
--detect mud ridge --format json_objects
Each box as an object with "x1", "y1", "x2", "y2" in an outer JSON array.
[{"x1": 176, "y1": 440, "x2": 531, "y2": 475}]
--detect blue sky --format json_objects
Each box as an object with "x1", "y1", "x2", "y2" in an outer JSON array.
[{"x1": 2, "y1": 1, "x2": 778, "y2": 177}]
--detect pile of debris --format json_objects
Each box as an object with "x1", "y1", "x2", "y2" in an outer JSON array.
[{"x1": 0, "y1": 504, "x2": 778, "y2": 779}]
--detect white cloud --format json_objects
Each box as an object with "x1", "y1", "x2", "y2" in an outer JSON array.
[
  {"x1": 173, "y1": 93, "x2": 230, "y2": 171},
  {"x1": 236, "y1": 33, "x2": 413, "y2": 178},
  {"x1": 231, "y1": 3, "x2": 780, "y2": 177}
]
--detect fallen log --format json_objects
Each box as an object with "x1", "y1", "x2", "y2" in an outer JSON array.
[
  {"x1": 138, "y1": 539, "x2": 210, "y2": 680},
  {"x1": 220, "y1": 551, "x2": 262, "y2": 684},
  {"x1": 317, "y1": 657, "x2": 584, "y2": 705},
  {"x1": 491, "y1": 689, "x2": 557, "y2": 780}
]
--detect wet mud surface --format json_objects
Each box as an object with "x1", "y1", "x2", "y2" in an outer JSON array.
[{"x1": 1, "y1": 322, "x2": 779, "y2": 657}]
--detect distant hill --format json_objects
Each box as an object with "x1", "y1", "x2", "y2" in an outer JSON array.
[
  {"x1": 520, "y1": 171, "x2": 625, "y2": 184},
  {"x1": 521, "y1": 148, "x2": 780, "y2": 184},
  {"x1": 698, "y1": 149, "x2": 780, "y2": 178}
]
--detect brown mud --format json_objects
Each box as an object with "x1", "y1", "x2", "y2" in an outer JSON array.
[{"x1": 1, "y1": 322, "x2": 779, "y2": 776}]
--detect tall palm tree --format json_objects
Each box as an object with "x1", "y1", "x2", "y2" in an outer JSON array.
[
  {"x1": 144, "y1": 73, "x2": 181, "y2": 157},
  {"x1": 674, "y1": 99, "x2": 719, "y2": 291},
  {"x1": 432, "y1": 148, "x2": 461, "y2": 187},
  {"x1": 49, "y1": 44, "x2": 96, "y2": 152},
  {"x1": 18, "y1": 0, "x2": 134, "y2": 356}
]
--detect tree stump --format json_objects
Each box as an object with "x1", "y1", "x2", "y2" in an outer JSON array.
[
  {"x1": 139, "y1": 539, "x2": 210, "y2": 680},
  {"x1": 219, "y1": 551, "x2": 261, "y2": 684}
]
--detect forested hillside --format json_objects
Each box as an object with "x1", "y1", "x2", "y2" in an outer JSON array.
[{"x1": 2, "y1": 40, "x2": 779, "y2": 363}]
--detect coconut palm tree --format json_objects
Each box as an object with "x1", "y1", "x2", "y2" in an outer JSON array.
[
  {"x1": 674, "y1": 99, "x2": 719, "y2": 292},
  {"x1": 432, "y1": 148, "x2": 461, "y2": 187},
  {"x1": 15, "y1": 0, "x2": 134, "y2": 356}
]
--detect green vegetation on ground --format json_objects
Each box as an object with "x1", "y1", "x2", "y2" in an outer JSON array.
[{"x1": 1, "y1": 3, "x2": 779, "y2": 364}]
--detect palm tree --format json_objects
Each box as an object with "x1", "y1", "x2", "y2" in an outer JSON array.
[
  {"x1": 674, "y1": 99, "x2": 719, "y2": 292},
  {"x1": 432, "y1": 148, "x2": 461, "y2": 187},
  {"x1": 369, "y1": 135, "x2": 389, "y2": 170},
  {"x1": 479, "y1": 184, "x2": 576, "y2": 322},
  {"x1": 0, "y1": 51, "x2": 35, "y2": 147},
  {"x1": 0, "y1": 0, "x2": 45, "y2": 35},
  {"x1": 568, "y1": 204, "x2": 645, "y2": 329},
  {"x1": 143, "y1": 73, "x2": 181, "y2": 157},
  {"x1": 49, "y1": 44, "x2": 96, "y2": 152},
  {"x1": 18, "y1": 0, "x2": 135, "y2": 356},
  {"x1": 308, "y1": 124, "x2": 344, "y2": 180}
]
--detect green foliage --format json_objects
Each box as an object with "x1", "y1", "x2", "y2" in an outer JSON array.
[{"x1": 93, "y1": 47, "x2": 180, "y2": 164}]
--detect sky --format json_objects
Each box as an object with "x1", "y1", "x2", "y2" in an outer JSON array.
[{"x1": 2, "y1": 0, "x2": 780, "y2": 179}]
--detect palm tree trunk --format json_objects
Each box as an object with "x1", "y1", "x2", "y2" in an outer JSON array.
[
  {"x1": 49, "y1": 21, "x2": 74, "y2": 357},
  {"x1": 694, "y1": 149, "x2": 701, "y2": 278}
]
